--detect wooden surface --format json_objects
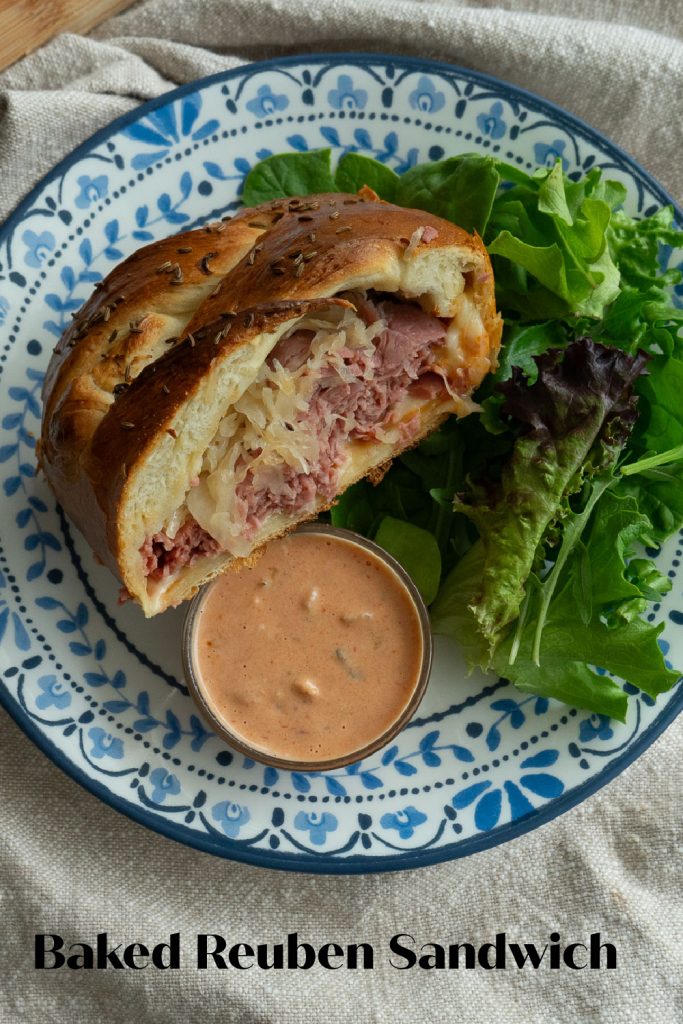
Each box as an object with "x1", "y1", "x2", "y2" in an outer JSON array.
[{"x1": 0, "y1": 0, "x2": 137, "y2": 72}]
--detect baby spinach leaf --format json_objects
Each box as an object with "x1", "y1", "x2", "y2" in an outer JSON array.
[
  {"x1": 330, "y1": 482, "x2": 376, "y2": 535},
  {"x1": 374, "y1": 517, "x2": 441, "y2": 605},
  {"x1": 242, "y1": 149, "x2": 336, "y2": 205},
  {"x1": 395, "y1": 154, "x2": 500, "y2": 235},
  {"x1": 335, "y1": 153, "x2": 399, "y2": 201}
]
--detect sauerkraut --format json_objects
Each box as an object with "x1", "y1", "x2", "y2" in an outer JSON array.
[
  {"x1": 185, "y1": 303, "x2": 384, "y2": 553},
  {"x1": 160, "y1": 293, "x2": 449, "y2": 559}
]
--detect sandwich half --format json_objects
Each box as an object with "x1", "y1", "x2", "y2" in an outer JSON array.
[{"x1": 40, "y1": 191, "x2": 502, "y2": 615}]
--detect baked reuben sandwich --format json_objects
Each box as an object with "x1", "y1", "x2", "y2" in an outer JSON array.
[{"x1": 39, "y1": 191, "x2": 502, "y2": 615}]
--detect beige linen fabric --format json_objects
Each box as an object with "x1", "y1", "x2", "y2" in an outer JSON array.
[{"x1": 1, "y1": 2, "x2": 682, "y2": 1021}]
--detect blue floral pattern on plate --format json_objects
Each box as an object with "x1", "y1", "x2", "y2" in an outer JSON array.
[
  {"x1": 246, "y1": 84, "x2": 289, "y2": 117},
  {"x1": 477, "y1": 101, "x2": 507, "y2": 139},
  {"x1": 409, "y1": 76, "x2": 446, "y2": 114},
  {"x1": 75, "y1": 174, "x2": 108, "y2": 208},
  {"x1": 211, "y1": 801, "x2": 250, "y2": 838},
  {"x1": 327, "y1": 74, "x2": 368, "y2": 111},
  {"x1": 294, "y1": 811, "x2": 338, "y2": 846},
  {"x1": 0, "y1": 55, "x2": 681, "y2": 872},
  {"x1": 22, "y1": 230, "x2": 55, "y2": 268}
]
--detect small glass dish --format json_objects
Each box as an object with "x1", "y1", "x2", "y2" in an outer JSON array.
[{"x1": 181, "y1": 523, "x2": 433, "y2": 772}]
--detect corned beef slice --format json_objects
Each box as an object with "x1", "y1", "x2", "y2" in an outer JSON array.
[
  {"x1": 267, "y1": 329, "x2": 314, "y2": 371},
  {"x1": 236, "y1": 294, "x2": 447, "y2": 532},
  {"x1": 141, "y1": 294, "x2": 448, "y2": 576},
  {"x1": 141, "y1": 517, "x2": 220, "y2": 582}
]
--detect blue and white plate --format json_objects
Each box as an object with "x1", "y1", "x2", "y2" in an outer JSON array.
[{"x1": 1, "y1": 54, "x2": 681, "y2": 872}]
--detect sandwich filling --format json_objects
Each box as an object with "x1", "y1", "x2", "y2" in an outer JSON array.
[{"x1": 140, "y1": 291, "x2": 461, "y2": 585}]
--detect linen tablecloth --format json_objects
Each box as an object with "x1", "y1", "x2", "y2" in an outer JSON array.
[{"x1": 1, "y1": 2, "x2": 681, "y2": 1021}]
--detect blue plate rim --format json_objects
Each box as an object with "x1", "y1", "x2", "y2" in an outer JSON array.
[
  {"x1": 2, "y1": 674, "x2": 679, "y2": 873},
  {"x1": 0, "y1": 51, "x2": 681, "y2": 873},
  {"x1": 2, "y1": 51, "x2": 681, "y2": 235}
]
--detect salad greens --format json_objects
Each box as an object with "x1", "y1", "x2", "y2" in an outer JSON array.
[
  {"x1": 433, "y1": 339, "x2": 649, "y2": 664},
  {"x1": 374, "y1": 517, "x2": 442, "y2": 606},
  {"x1": 242, "y1": 148, "x2": 683, "y2": 719}
]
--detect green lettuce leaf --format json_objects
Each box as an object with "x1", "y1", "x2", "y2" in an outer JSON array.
[
  {"x1": 485, "y1": 163, "x2": 621, "y2": 319},
  {"x1": 432, "y1": 338, "x2": 648, "y2": 660},
  {"x1": 618, "y1": 353, "x2": 683, "y2": 538},
  {"x1": 579, "y1": 204, "x2": 683, "y2": 357},
  {"x1": 430, "y1": 488, "x2": 677, "y2": 720},
  {"x1": 491, "y1": 320, "x2": 569, "y2": 384},
  {"x1": 491, "y1": 491, "x2": 678, "y2": 720},
  {"x1": 487, "y1": 233, "x2": 570, "y2": 300}
]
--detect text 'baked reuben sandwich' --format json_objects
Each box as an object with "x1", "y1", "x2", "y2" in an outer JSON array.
[{"x1": 39, "y1": 190, "x2": 503, "y2": 615}]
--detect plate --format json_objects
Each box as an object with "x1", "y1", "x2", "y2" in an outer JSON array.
[{"x1": 1, "y1": 54, "x2": 681, "y2": 873}]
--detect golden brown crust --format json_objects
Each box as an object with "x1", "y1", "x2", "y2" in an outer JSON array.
[
  {"x1": 42, "y1": 216, "x2": 266, "y2": 407},
  {"x1": 40, "y1": 191, "x2": 501, "y2": 612},
  {"x1": 187, "y1": 193, "x2": 482, "y2": 327},
  {"x1": 39, "y1": 214, "x2": 265, "y2": 482}
]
